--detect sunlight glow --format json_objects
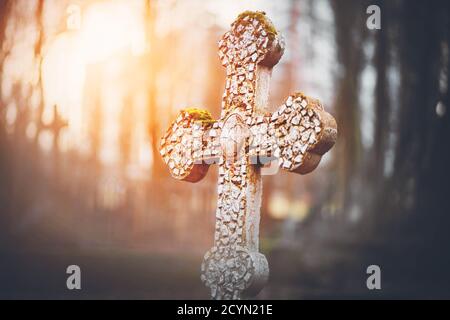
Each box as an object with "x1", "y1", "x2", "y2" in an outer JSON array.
[
  {"x1": 42, "y1": 0, "x2": 147, "y2": 165},
  {"x1": 79, "y1": 2, "x2": 146, "y2": 63}
]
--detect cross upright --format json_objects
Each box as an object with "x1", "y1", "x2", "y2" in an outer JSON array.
[{"x1": 160, "y1": 11, "x2": 337, "y2": 300}]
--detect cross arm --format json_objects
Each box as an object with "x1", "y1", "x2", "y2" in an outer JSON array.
[
  {"x1": 249, "y1": 92, "x2": 337, "y2": 174},
  {"x1": 159, "y1": 108, "x2": 221, "y2": 182}
]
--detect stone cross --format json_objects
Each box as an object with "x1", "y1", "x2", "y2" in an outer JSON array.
[
  {"x1": 160, "y1": 11, "x2": 337, "y2": 300},
  {"x1": 42, "y1": 104, "x2": 68, "y2": 152},
  {"x1": 42, "y1": 105, "x2": 68, "y2": 181}
]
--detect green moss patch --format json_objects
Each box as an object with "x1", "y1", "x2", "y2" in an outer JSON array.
[
  {"x1": 183, "y1": 108, "x2": 214, "y2": 123},
  {"x1": 236, "y1": 10, "x2": 278, "y2": 39}
]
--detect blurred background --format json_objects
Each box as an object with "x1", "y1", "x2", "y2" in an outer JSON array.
[{"x1": 0, "y1": 0, "x2": 449, "y2": 299}]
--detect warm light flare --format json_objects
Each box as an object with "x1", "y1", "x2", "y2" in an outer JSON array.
[
  {"x1": 79, "y1": 2, "x2": 146, "y2": 63},
  {"x1": 42, "y1": 0, "x2": 147, "y2": 166}
]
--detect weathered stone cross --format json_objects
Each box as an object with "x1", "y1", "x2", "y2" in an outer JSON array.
[{"x1": 160, "y1": 11, "x2": 337, "y2": 300}]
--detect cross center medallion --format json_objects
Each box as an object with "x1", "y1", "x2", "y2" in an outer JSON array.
[{"x1": 220, "y1": 114, "x2": 248, "y2": 161}]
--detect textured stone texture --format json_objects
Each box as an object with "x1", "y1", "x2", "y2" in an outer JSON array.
[{"x1": 160, "y1": 11, "x2": 337, "y2": 300}]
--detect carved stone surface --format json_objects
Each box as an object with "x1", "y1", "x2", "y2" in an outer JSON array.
[{"x1": 160, "y1": 11, "x2": 338, "y2": 300}]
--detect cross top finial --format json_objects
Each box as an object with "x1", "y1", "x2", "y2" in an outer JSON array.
[
  {"x1": 218, "y1": 11, "x2": 284, "y2": 72},
  {"x1": 218, "y1": 11, "x2": 284, "y2": 117}
]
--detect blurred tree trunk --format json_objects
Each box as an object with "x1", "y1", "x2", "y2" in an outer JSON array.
[
  {"x1": 90, "y1": 90, "x2": 102, "y2": 209},
  {"x1": 331, "y1": 0, "x2": 368, "y2": 212},
  {"x1": 393, "y1": 0, "x2": 447, "y2": 213},
  {"x1": 406, "y1": 0, "x2": 450, "y2": 220},
  {"x1": 33, "y1": 0, "x2": 45, "y2": 148},
  {"x1": 0, "y1": 1, "x2": 11, "y2": 109},
  {"x1": 120, "y1": 95, "x2": 133, "y2": 167},
  {"x1": 0, "y1": 0, "x2": 12, "y2": 237},
  {"x1": 372, "y1": 0, "x2": 390, "y2": 186},
  {"x1": 145, "y1": 0, "x2": 164, "y2": 180}
]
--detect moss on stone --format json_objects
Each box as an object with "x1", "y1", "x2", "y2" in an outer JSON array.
[
  {"x1": 236, "y1": 10, "x2": 278, "y2": 39},
  {"x1": 184, "y1": 107, "x2": 214, "y2": 123}
]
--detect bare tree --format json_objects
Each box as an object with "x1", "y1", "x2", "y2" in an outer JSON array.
[
  {"x1": 0, "y1": 0, "x2": 12, "y2": 239},
  {"x1": 331, "y1": 0, "x2": 368, "y2": 212},
  {"x1": 145, "y1": 0, "x2": 164, "y2": 180}
]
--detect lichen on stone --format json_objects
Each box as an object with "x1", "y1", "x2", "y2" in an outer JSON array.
[
  {"x1": 184, "y1": 107, "x2": 215, "y2": 124},
  {"x1": 236, "y1": 10, "x2": 278, "y2": 40}
]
